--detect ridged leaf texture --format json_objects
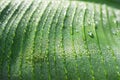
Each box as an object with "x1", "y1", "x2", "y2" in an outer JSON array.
[{"x1": 0, "y1": 0, "x2": 120, "y2": 80}]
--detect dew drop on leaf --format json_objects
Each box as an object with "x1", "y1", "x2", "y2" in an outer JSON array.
[
  {"x1": 112, "y1": 28, "x2": 120, "y2": 35},
  {"x1": 88, "y1": 31, "x2": 94, "y2": 38},
  {"x1": 95, "y1": 21, "x2": 98, "y2": 24},
  {"x1": 113, "y1": 19, "x2": 117, "y2": 24},
  {"x1": 112, "y1": 30, "x2": 117, "y2": 35},
  {"x1": 95, "y1": 25, "x2": 98, "y2": 29},
  {"x1": 106, "y1": 46, "x2": 110, "y2": 50},
  {"x1": 75, "y1": 29, "x2": 79, "y2": 33},
  {"x1": 87, "y1": 20, "x2": 91, "y2": 25}
]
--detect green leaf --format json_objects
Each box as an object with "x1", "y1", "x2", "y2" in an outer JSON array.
[{"x1": 0, "y1": 0, "x2": 120, "y2": 80}]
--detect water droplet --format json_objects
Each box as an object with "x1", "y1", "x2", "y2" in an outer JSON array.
[
  {"x1": 106, "y1": 46, "x2": 111, "y2": 50},
  {"x1": 112, "y1": 28, "x2": 120, "y2": 35},
  {"x1": 57, "y1": 44, "x2": 60, "y2": 47},
  {"x1": 95, "y1": 21, "x2": 98, "y2": 25},
  {"x1": 75, "y1": 29, "x2": 79, "y2": 33},
  {"x1": 112, "y1": 30, "x2": 117, "y2": 35},
  {"x1": 33, "y1": 18, "x2": 36, "y2": 22},
  {"x1": 113, "y1": 19, "x2": 117, "y2": 24},
  {"x1": 80, "y1": 15, "x2": 82, "y2": 18},
  {"x1": 88, "y1": 31, "x2": 94, "y2": 38},
  {"x1": 87, "y1": 20, "x2": 91, "y2": 25},
  {"x1": 23, "y1": 18, "x2": 26, "y2": 22},
  {"x1": 95, "y1": 25, "x2": 98, "y2": 29}
]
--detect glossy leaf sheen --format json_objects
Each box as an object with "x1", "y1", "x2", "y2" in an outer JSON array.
[{"x1": 0, "y1": 0, "x2": 120, "y2": 80}]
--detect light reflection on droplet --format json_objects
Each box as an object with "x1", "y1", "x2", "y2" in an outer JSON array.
[{"x1": 88, "y1": 31, "x2": 94, "y2": 38}]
